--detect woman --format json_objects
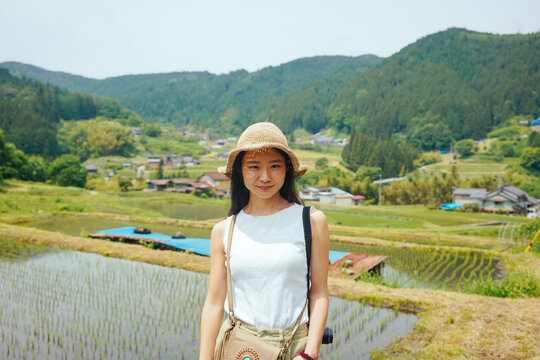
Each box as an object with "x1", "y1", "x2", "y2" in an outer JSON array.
[{"x1": 199, "y1": 122, "x2": 329, "y2": 360}]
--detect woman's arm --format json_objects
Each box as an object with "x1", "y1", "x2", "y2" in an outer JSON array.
[
  {"x1": 199, "y1": 220, "x2": 228, "y2": 360},
  {"x1": 301, "y1": 208, "x2": 330, "y2": 359}
]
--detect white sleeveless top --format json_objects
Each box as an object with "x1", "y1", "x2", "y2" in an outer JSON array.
[{"x1": 223, "y1": 203, "x2": 309, "y2": 329}]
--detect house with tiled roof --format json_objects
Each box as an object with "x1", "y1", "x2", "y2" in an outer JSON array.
[
  {"x1": 198, "y1": 172, "x2": 230, "y2": 193},
  {"x1": 483, "y1": 185, "x2": 539, "y2": 214},
  {"x1": 452, "y1": 188, "x2": 487, "y2": 206}
]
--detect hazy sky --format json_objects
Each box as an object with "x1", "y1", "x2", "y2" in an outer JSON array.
[{"x1": 1, "y1": 0, "x2": 538, "y2": 79}]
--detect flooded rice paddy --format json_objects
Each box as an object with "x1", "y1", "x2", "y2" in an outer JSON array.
[
  {"x1": 27, "y1": 216, "x2": 212, "y2": 239},
  {"x1": 26, "y1": 216, "x2": 504, "y2": 291},
  {"x1": 0, "y1": 238, "x2": 417, "y2": 359},
  {"x1": 333, "y1": 243, "x2": 504, "y2": 291}
]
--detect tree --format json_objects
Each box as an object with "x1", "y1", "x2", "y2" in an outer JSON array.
[
  {"x1": 48, "y1": 155, "x2": 87, "y2": 187},
  {"x1": 143, "y1": 124, "x2": 162, "y2": 137},
  {"x1": 454, "y1": 139, "x2": 475, "y2": 157},
  {"x1": 118, "y1": 178, "x2": 132, "y2": 192},
  {"x1": 157, "y1": 158, "x2": 164, "y2": 179},
  {"x1": 315, "y1": 157, "x2": 329, "y2": 170},
  {"x1": 520, "y1": 147, "x2": 540, "y2": 171}
]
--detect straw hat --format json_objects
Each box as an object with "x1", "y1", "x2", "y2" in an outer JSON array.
[{"x1": 218, "y1": 122, "x2": 308, "y2": 179}]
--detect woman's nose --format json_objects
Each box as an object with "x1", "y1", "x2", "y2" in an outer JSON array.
[{"x1": 260, "y1": 168, "x2": 270, "y2": 181}]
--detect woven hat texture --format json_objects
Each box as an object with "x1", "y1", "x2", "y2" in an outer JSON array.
[{"x1": 217, "y1": 122, "x2": 307, "y2": 179}]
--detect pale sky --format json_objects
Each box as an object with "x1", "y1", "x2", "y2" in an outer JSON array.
[{"x1": 1, "y1": 0, "x2": 538, "y2": 79}]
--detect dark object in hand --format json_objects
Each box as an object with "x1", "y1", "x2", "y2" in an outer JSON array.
[
  {"x1": 134, "y1": 227, "x2": 151, "y2": 234},
  {"x1": 322, "y1": 327, "x2": 333, "y2": 344}
]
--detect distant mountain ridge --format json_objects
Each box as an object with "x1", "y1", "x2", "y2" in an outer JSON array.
[
  {"x1": 331, "y1": 28, "x2": 540, "y2": 141},
  {"x1": 0, "y1": 61, "x2": 98, "y2": 91},
  {"x1": 2, "y1": 28, "x2": 538, "y2": 141},
  {"x1": 0, "y1": 55, "x2": 381, "y2": 134}
]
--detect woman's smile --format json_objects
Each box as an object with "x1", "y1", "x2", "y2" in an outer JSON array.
[{"x1": 241, "y1": 148, "x2": 286, "y2": 200}]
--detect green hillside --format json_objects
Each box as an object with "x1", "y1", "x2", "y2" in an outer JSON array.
[
  {"x1": 0, "y1": 69, "x2": 140, "y2": 158},
  {"x1": 332, "y1": 28, "x2": 540, "y2": 142},
  {"x1": 0, "y1": 61, "x2": 98, "y2": 91},
  {"x1": 1, "y1": 55, "x2": 381, "y2": 134}
]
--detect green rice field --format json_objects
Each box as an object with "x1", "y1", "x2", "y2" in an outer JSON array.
[{"x1": 0, "y1": 238, "x2": 417, "y2": 359}]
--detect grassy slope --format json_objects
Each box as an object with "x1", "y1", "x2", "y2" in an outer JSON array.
[{"x1": 1, "y1": 180, "x2": 539, "y2": 359}]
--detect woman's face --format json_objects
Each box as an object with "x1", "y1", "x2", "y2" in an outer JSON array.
[{"x1": 241, "y1": 148, "x2": 287, "y2": 200}]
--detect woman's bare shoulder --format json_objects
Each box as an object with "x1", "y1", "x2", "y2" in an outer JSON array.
[
  {"x1": 211, "y1": 218, "x2": 228, "y2": 238},
  {"x1": 309, "y1": 207, "x2": 327, "y2": 224}
]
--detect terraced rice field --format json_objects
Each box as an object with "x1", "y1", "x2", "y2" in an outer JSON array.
[
  {"x1": 332, "y1": 243, "x2": 503, "y2": 290},
  {"x1": 0, "y1": 238, "x2": 417, "y2": 359}
]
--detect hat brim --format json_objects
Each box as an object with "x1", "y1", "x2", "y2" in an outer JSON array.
[{"x1": 218, "y1": 143, "x2": 307, "y2": 179}]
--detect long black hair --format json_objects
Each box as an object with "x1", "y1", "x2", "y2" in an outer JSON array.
[{"x1": 227, "y1": 148, "x2": 304, "y2": 216}]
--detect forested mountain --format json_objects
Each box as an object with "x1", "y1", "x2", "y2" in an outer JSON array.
[
  {"x1": 0, "y1": 62, "x2": 98, "y2": 91},
  {"x1": 1, "y1": 56, "x2": 381, "y2": 134},
  {"x1": 331, "y1": 28, "x2": 540, "y2": 143},
  {"x1": 0, "y1": 69, "x2": 138, "y2": 157}
]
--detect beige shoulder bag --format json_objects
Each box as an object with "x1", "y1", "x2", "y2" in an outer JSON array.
[{"x1": 214, "y1": 214, "x2": 307, "y2": 360}]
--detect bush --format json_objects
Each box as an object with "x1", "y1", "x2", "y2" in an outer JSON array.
[
  {"x1": 462, "y1": 203, "x2": 481, "y2": 213},
  {"x1": 48, "y1": 155, "x2": 87, "y2": 187},
  {"x1": 467, "y1": 270, "x2": 540, "y2": 298},
  {"x1": 487, "y1": 126, "x2": 520, "y2": 139},
  {"x1": 454, "y1": 139, "x2": 475, "y2": 158}
]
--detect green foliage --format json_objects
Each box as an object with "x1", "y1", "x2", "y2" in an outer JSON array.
[
  {"x1": 454, "y1": 139, "x2": 475, "y2": 157},
  {"x1": 156, "y1": 159, "x2": 164, "y2": 179},
  {"x1": 0, "y1": 129, "x2": 46, "y2": 182},
  {"x1": 48, "y1": 154, "x2": 87, "y2": 187},
  {"x1": 1, "y1": 57, "x2": 380, "y2": 136},
  {"x1": 355, "y1": 166, "x2": 382, "y2": 181},
  {"x1": 406, "y1": 115, "x2": 453, "y2": 151},
  {"x1": 518, "y1": 219, "x2": 540, "y2": 241},
  {"x1": 331, "y1": 29, "x2": 540, "y2": 142},
  {"x1": 382, "y1": 171, "x2": 459, "y2": 205},
  {"x1": 343, "y1": 129, "x2": 418, "y2": 177},
  {"x1": 57, "y1": 119, "x2": 135, "y2": 160},
  {"x1": 466, "y1": 270, "x2": 540, "y2": 298},
  {"x1": 462, "y1": 203, "x2": 482, "y2": 213},
  {"x1": 143, "y1": 124, "x2": 162, "y2": 137},
  {"x1": 117, "y1": 178, "x2": 132, "y2": 192},
  {"x1": 520, "y1": 147, "x2": 540, "y2": 170},
  {"x1": 487, "y1": 126, "x2": 520, "y2": 139},
  {"x1": 315, "y1": 157, "x2": 329, "y2": 170},
  {"x1": 414, "y1": 152, "x2": 442, "y2": 167},
  {"x1": 527, "y1": 131, "x2": 540, "y2": 148},
  {"x1": 0, "y1": 68, "x2": 142, "y2": 159}
]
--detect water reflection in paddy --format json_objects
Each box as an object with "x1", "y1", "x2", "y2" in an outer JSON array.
[{"x1": 0, "y1": 238, "x2": 417, "y2": 359}]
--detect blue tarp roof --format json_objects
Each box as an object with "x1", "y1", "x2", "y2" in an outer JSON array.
[
  {"x1": 95, "y1": 227, "x2": 349, "y2": 262},
  {"x1": 441, "y1": 203, "x2": 463, "y2": 210}
]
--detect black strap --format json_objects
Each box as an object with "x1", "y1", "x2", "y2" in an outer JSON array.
[{"x1": 302, "y1": 206, "x2": 312, "y2": 321}]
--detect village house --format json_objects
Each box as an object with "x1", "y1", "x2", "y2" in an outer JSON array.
[
  {"x1": 164, "y1": 154, "x2": 182, "y2": 168},
  {"x1": 84, "y1": 164, "x2": 98, "y2": 174},
  {"x1": 310, "y1": 133, "x2": 333, "y2": 146},
  {"x1": 452, "y1": 185, "x2": 539, "y2": 215},
  {"x1": 483, "y1": 185, "x2": 539, "y2": 214},
  {"x1": 301, "y1": 186, "x2": 364, "y2": 206},
  {"x1": 452, "y1": 188, "x2": 487, "y2": 206},
  {"x1": 198, "y1": 172, "x2": 231, "y2": 194},
  {"x1": 146, "y1": 155, "x2": 162, "y2": 169},
  {"x1": 146, "y1": 179, "x2": 174, "y2": 191},
  {"x1": 131, "y1": 127, "x2": 142, "y2": 137},
  {"x1": 146, "y1": 178, "x2": 217, "y2": 195},
  {"x1": 172, "y1": 178, "x2": 196, "y2": 193}
]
